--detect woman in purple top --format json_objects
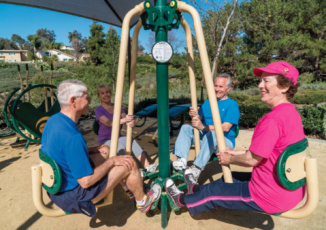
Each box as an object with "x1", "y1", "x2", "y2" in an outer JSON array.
[{"x1": 95, "y1": 84, "x2": 151, "y2": 169}]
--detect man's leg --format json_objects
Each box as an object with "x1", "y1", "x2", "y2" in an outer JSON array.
[
  {"x1": 193, "y1": 133, "x2": 234, "y2": 170},
  {"x1": 172, "y1": 124, "x2": 199, "y2": 170},
  {"x1": 91, "y1": 157, "x2": 144, "y2": 204}
]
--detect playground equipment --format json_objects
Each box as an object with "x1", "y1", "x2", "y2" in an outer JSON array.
[
  {"x1": 28, "y1": 0, "x2": 318, "y2": 227},
  {"x1": 109, "y1": 0, "x2": 319, "y2": 227},
  {"x1": 1, "y1": 64, "x2": 60, "y2": 149}
]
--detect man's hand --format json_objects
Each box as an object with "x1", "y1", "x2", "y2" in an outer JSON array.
[
  {"x1": 110, "y1": 155, "x2": 134, "y2": 170},
  {"x1": 216, "y1": 151, "x2": 231, "y2": 165},
  {"x1": 191, "y1": 116, "x2": 204, "y2": 130},
  {"x1": 189, "y1": 107, "x2": 200, "y2": 118}
]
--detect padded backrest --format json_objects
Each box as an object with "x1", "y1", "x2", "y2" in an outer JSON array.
[
  {"x1": 277, "y1": 138, "x2": 309, "y2": 191},
  {"x1": 39, "y1": 149, "x2": 62, "y2": 194},
  {"x1": 93, "y1": 119, "x2": 99, "y2": 135},
  {"x1": 14, "y1": 100, "x2": 61, "y2": 138}
]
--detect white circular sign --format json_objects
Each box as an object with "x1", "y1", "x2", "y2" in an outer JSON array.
[{"x1": 152, "y1": 41, "x2": 173, "y2": 63}]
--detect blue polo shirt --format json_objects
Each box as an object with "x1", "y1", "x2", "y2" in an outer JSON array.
[
  {"x1": 41, "y1": 112, "x2": 93, "y2": 192},
  {"x1": 198, "y1": 98, "x2": 240, "y2": 146}
]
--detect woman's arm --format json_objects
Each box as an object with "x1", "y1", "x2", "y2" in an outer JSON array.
[
  {"x1": 98, "y1": 113, "x2": 132, "y2": 127},
  {"x1": 217, "y1": 150, "x2": 263, "y2": 167}
]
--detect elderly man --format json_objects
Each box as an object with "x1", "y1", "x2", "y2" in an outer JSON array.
[
  {"x1": 41, "y1": 79, "x2": 161, "y2": 217},
  {"x1": 172, "y1": 73, "x2": 240, "y2": 181}
]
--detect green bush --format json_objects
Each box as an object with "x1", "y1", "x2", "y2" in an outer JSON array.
[
  {"x1": 238, "y1": 101, "x2": 270, "y2": 128},
  {"x1": 297, "y1": 105, "x2": 326, "y2": 135},
  {"x1": 290, "y1": 90, "x2": 326, "y2": 104}
]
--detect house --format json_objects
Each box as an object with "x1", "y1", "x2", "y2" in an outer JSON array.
[
  {"x1": 36, "y1": 49, "x2": 77, "y2": 62},
  {"x1": 79, "y1": 53, "x2": 90, "y2": 62},
  {"x1": 137, "y1": 51, "x2": 146, "y2": 56},
  {"x1": 61, "y1": 45, "x2": 75, "y2": 51},
  {"x1": 0, "y1": 50, "x2": 28, "y2": 62}
]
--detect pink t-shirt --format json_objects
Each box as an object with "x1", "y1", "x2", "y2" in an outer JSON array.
[{"x1": 249, "y1": 103, "x2": 305, "y2": 214}]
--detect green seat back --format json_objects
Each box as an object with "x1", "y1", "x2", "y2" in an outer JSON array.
[
  {"x1": 93, "y1": 119, "x2": 99, "y2": 135},
  {"x1": 39, "y1": 149, "x2": 62, "y2": 194},
  {"x1": 277, "y1": 138, "x2": 308, "y2": 191},
  {"x1": 235, "y1": 125, "x2": 239, "y2": 138},
  {"x1": 14, "y1": 100, "x2": 61, "y2": 138}
]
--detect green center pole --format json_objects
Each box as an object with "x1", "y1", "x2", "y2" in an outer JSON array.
[{"x1": 154, "y1": 0, "x2": 170, "y2": 228}]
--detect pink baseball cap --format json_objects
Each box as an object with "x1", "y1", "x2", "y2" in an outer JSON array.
[{"x1": 253, "y1": 61, "x2": 299, "y2": 85}]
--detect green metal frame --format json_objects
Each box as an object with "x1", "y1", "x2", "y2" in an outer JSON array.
[
  {"x1": 277, "y1": 138, "x2": 308, "y2": 191},
  {"x1": 141, "y1": 0, "x2": 181, "y2": 32},
  {"x1": 11, "y1": 84, "x2": 60, "y2": 144},
  {"x1": 39, "y1": 149, "x2": 62, "y2": 194},
  {"x1": 135, "y1": 116, "x2": 147, "y2": 127}
]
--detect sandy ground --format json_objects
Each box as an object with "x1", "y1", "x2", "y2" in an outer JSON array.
[{"x1": 0, "y1": 119, "x2": 325, "y2": 230}]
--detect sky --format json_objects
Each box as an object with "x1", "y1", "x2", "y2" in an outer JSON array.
[{"x1": 0, "y1": 1, "x2": 198, "y2": 53}]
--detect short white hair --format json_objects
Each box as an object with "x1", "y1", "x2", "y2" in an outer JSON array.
[
  {"x1": 214, "y1": 73, "x2": 232, "y2": 88},
  {"x1": 57, "y1": 79, "x2": 87, "y2": 109}
]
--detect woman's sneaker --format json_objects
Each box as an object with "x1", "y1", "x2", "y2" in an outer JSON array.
[
  {"x1": 137, "y1": 183, "x2": 162, "y2": 213},
  {"x1": 172, "y1": 158, "x2": 187, "y2": 171},
  {"x1": 165, "y1": 179, "x2": 184, "y2": 208},
  {"x1": 184, "y1": 168, "x2": 198, "y2": 194}
]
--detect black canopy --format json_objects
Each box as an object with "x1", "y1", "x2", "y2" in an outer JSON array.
[{"x1": 0, "y1": 0, "x2": 156, "y2": 27}]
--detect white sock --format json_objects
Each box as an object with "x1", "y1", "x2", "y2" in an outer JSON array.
[
  {"x1": 136, "y1": 196, "x2": 146, "y2": 206},
  {"x1": 180, "y1": 158, "x2": 187, "y2": 166},
  {"x1": 139, "y1": 169, "x2": 144, "y2": 178},
  {"x1": 123, "y1": 184, "x2": 128, "y2": 191}
]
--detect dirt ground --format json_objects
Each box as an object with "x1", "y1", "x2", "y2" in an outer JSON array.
[{"x1": 0, "y1": 119, "x2": 325, "y2": 230}]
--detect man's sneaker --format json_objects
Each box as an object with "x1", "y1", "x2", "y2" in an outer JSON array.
[
  {"x1": 172, "y1": 158, "x2": 187, "y2": 171},
  {"x1": 137, "y1": 183, "x2": 161, "y2": 213},
  {"x1": 125, "y1": 190, "x2": 135, "y2": 200},
  {"x1": 146, "y1": 163, "x2": 159, "y2": 173},
  {"x1": 190, "y1": 165, "x2": 202, "y2": 182},
  {"x1": 184, "y1": 168, "x2": 198, "y2": 194},
  {"x1": 165, "y1": 179, "x2": 184, "y2": 208}
]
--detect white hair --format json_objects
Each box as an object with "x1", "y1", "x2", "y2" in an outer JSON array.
[
  {"x1": 214, "y1": 73, "x2": 232, "y2": 88},
  {"x1": 57, "y1": 79, "x2": 87, "y2": 109}
]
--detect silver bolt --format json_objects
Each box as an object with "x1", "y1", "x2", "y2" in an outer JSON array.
[
  {"x1": 50, "y1": 175, "x2": 54, "y2": 179},
  {"x1": 286, "y1": 168, "x2": 291, "y2": 173}
]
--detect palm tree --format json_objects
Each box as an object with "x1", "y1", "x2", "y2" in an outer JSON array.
[{"x1": 27, "y1": 34, "x2": 41, "y2": 54}]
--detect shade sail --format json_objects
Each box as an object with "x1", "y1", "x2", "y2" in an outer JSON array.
[{"x1": 0, "y1": 0, "x2": 156, "y2": 27}]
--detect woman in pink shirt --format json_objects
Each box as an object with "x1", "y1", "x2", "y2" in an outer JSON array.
[{"x1": 165, "y1": 61, "x2": 305, "y2": 215}]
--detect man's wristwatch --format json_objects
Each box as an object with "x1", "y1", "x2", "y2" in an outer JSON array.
[{"x1": 201, "y1": 125, "x2": 206, "y2": 131}]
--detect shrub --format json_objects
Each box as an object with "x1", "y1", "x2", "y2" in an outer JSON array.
[
  {"x1": 290, "y1": 90, "x2": 326, "y2": 104},
  {"x1": 297, "y1": 105, "x2": 326, "y2": 135}
]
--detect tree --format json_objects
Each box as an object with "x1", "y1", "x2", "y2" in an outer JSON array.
[
  {"x1": 138, "y1": 44, "x2": 145, "y2": 52},
  {"x1": 68, "y1": 30, "x2": 83, "y2": 58},
  {"x1": 27, "y1": 34, "x2": 42, "y2": 54},
  {"x1": 36, "y1": 28, "x2": 56, "y2": 42},
  {"x1": 81, "y1": 37, "x2": 89, "y2": 53},
  {"x1": 0, "y1": 38, "x2": 18, "y2": 50},
  {"x1": 147, "y1": 30, "x2": 183, "y2": 52},
  {"x1": 88, "y1": 22, "x2": 105, "y2": 65},
  {"x1": 101, "y1": 26, "x2": 120, "y2": 91},
  {"x1": 68, "y1": 30, "x2": 82, "y2": 43},
  {"x1": 11, "y1": 34, "x2": 25, "y2": 48},
  {"x1": 190, "y1": 0, "x2": 239, "y2": 78}
]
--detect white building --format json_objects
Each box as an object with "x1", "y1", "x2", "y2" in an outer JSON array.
[
  {"x1": 36, "y1": 49, "x2": 77, "y2": 62},
  {"x1": 61, "y1": 45, "x2": 75, "y2": 51}
]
